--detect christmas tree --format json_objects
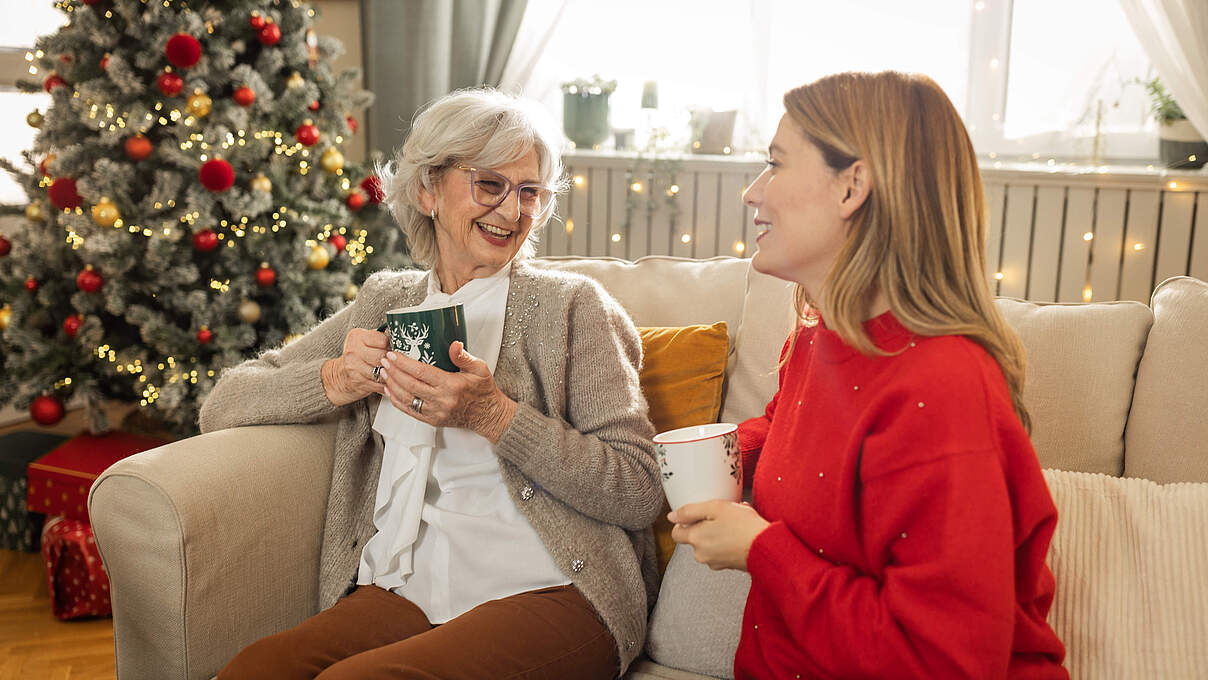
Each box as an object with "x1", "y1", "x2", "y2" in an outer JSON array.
[{"x1": 0, "y1": 0, "x2": 409, "y2": 435}]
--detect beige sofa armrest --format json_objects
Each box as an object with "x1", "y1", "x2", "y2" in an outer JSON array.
[{"x1": 88, "y1": 423, "x2": 337, "y2": 680}]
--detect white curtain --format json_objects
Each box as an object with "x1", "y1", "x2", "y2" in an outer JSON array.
[
  {"x1": 1118, "y1": 0, "x2": 1208, "y2": 139},
  {"x1": 497, "y1": 0, "x2": 570, "y2": 101}
]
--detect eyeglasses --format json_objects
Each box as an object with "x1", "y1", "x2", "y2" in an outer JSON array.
[{"x1": 455, "y1": 164, "x2": 555, "y2": 218}]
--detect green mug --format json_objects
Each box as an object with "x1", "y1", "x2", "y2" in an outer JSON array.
[{"x1": 379, "y1": 303, "x2": 467, "y2": 372}]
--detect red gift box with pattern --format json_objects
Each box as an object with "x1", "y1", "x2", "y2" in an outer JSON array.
[
  {"x1": 40, "y1": 516, "x2": 111, "y2": 619},
  {"x1": 26, "y1": 431, "x2": 167, "y2": 522}
]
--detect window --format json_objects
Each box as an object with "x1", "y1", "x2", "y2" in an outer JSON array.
[
  {"x1": 530, "y1": 0, "x2": 1156, "y2": 163},
  {"x1": 0, "y1": 4, "x2": 65, "y2": 205}
]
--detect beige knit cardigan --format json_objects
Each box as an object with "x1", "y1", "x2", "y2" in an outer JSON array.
[{"x1": 198, "y1": 259, "x2": 662, "y2": 674}]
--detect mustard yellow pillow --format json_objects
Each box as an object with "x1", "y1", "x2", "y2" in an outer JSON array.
[{"x1": 638, "y1": 322, "x2": 730, "y2": 575}]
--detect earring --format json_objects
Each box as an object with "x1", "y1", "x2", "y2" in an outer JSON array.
[{"x1": 430, "y1": 209, "x2": 436, "y2": 221}]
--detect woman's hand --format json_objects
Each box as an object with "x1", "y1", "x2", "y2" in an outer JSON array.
[
  {"x1": 379, "y1": 341, "x2": 518, "y2": 443},
  {"x1": 321, "y1": 328, "x2": 390, "y2": 406},
  {"x1": 669, "y1": 500, "x2": 771, "y2": 571}
]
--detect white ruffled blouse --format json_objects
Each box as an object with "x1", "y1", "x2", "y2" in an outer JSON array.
[{"x1": 356, "y1": 265, "x2": 569, "y2": 623}]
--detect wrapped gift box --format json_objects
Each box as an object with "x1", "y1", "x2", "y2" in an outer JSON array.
[
  {"x1": 0, "y1": 431, "x2": 69, "y2": 551},
  {"x1": 26, "y1": 431, "x2": 167, "y2": 522},
  {"x1": 41, "y1": 516, "x2": 111, "y2": 619}
]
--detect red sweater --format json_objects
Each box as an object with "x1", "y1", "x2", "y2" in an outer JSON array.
[{"x1": 735, "y1": 312, "x2": 1067, "y2": 680}]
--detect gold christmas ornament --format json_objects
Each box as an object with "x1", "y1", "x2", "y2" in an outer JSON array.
[
  {"x1": 250, "y1": 173, "x2": 272, "y2": 193},
  {"x1": 306, "y1": 244, "x2": 330, "y2": 270},
  {"x1": 0, "y1": 304, "x2": 11, "y2": 330},
  {"x1": 344, "y1": 282, "x2": 359, "y2": 301},
  {"x1": 238, "y1": 299, "x2": 262, "y2": 324},
  {"x1": 25, "y1": 202, "x2": 46, "y2": 222},
  {"x1": 26, "y1": 110, "x2": 44, "y2": 128},
  {"x1": 186, "y1": 90, "x2": 213, "y2": 118},
  {"x1": 320, "y1": 147, "x2": 344, "y2": 173},
  {"x1": 287, "y1": 71, "x2": 305, "y2": 89},
  {"x1": 91, "y1": 197, "x2": 120, "y2": 228}
]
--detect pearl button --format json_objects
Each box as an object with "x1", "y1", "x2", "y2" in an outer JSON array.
[
  {"x1": 918, "y1": 401, "x2": 925, "y2": 408},
  {"x1": 818, "y1": 472, "x2": 824, "y2": 478},
  {"x1": 853, "y1": 385, "x2": 859, "y2": 391},
  {"x1": 818, "y1": 548, "x2": 823, "y2": 554},
  {"x1": 571, "y1": 559, "x2": 585, "y2": 573},
  {"x1": 754, "y1": 624, "x2": 759, "y2": 630},
  {"x1": 777, "y1": 476, "x2": 782, "y2": 481},
  {"x1": 901, "y1": 532, "x2": 908, "y2": 538}
]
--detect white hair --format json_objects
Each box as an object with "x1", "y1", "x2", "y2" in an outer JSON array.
[{"x1": 378, "y1": 88, "x2": 567, "y2": 268}]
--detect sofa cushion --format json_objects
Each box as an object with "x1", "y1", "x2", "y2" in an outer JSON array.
[
  {"x1": 1042, "y1": 468, "x2": 1208, "y2": 678},
  {"x1": 720, "y1": 268, "x2": 795, "y2": 425},
  {"x1": 646, "y1": 543, "x2": 749, "y2": 679},
  {"x1": 1124, "y1": 276, "x2": 1208, "y2": 483},
  {"x1": 994, "y1": 298, "x2": 1152, "y2": 475},
  {"x1": 639, "y1": 323, "x2": 731, "y2": 575}
]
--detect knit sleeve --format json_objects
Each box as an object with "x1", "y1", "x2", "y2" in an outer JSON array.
[
  {"x1": 494, "y1": 278, "x2": 661, "y2": 531},
  {"x1": 198, "y1": 297, "x2": 360, "y2": 433}
]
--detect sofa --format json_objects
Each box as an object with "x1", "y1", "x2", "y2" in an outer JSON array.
[{"x1": 88, "y1": 255, "x2": 1208, "y2": 679}]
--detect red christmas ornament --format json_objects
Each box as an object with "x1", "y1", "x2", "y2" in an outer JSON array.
[
  {"x1": 345, "y1": 115, "x2": 358, "y2": 135},
  {"x1": 192, "y1": 228, "x2": 219, "y2": 252},
  {"x1": 101, "y1": 53, "x2": 109, "y2": 70},
  {"x1": 295, "y1": 121, "x2": 320, "y2": 147},
  {"x1": 48, "y1": 177, "x2": 82, "y2": 210},
  {"x1": 24, "y1": 276, "x2": 38, "y2": 292},
  {"x1": 361, "y1": 175, "x2": 385, "y2": 204},
  {"x1": 345, "y1": 190, "x2": 365, "y2": 212},
  {"x1": 157, "y1": 70, "x2": 184, "y2": 96},
  {"x1": 76, "y1": 265, "x2": 103, "y2": 293},
  {"x1": 62, "y1": 314, "x2": 83, "y2": 338},
  {"x1": 328, "y1": 233, "x2": 347, "y2": 252},
  {"x1": 198, "y1": 159, "x2": 235, "y2": 192},
  {"x1": 125, "y1": 134, "x2": 152, "y2": 161},
  {"x1": 44, "y1": 73, "x2": 67, "y2": 93},
  {"x1": 255, "y1": 264, "x2": 277, "y2": 287},
  {"x1": 258, "y1": 22, "x2": 281, "y2": 46},
  {"x1": 165, "y1": 33, "x2": 202, "y2": 68},
  {"x1": 0, "y1": 234, "x2": 10, "y2": 256},
  {"x1": 197, "y1": 326, "x2": 213, "y2": 344},
  {"x1": 249, "y1": 12, "x2": 266, "y2": 30},
  {"x1": 308, "y1": 99, "x2": 320, "y2": 112},
  {"x1": 233, "y1": 85, "x2": 255, "y2": 107},
  {"x1": 30, "y1": 394, "x2": 65, "y2": 426}
]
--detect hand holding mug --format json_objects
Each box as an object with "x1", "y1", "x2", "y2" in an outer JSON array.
[{"x1": 321, "y1": 328, "x2": 389, "y2": 406}]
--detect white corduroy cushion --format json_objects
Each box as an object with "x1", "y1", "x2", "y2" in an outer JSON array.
[
  {"x1": 995, "y1": 298, "x2": 1152, "y2": 474},
  {"x1": 1124, "y1": 276, "x2": 1208, "y2": 483},
  {"x1": 645, "y1": 543, "x2": 750, "y2": 679},
  {"x1": 1042, "y1": 468, "x2": 1208, "y2": 678}
]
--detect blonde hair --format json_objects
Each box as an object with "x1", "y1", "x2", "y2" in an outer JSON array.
[
  {"x1": 783, "y1": 71, "x2": 1031, "y2": 432},
  {"x1": 378, "y1": 87, "x2": 567, "y2": 268}
]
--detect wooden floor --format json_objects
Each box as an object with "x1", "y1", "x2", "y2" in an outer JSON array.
[
  {"x1": 0, "y1": 548, "x2": 116, "y2": 680},
  {"x1": 1, "y1": 411, "x2": 124, "y2": 680}
]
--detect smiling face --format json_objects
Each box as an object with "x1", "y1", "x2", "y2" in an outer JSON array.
[
  {"x1": 743, "y1": 115, "x2": 857, "y2": 300},
  {"x1": 422, "y1": 149, "x2": 541, "y2": 292}
]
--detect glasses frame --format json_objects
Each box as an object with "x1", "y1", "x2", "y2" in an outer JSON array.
[{"x1": 455, "y1": 164, "x2": 556, "y2": 219}]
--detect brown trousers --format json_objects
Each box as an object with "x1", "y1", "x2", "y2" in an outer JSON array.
[{"x1": 217, "y1": 584, "x2": 618, "y2": 680}]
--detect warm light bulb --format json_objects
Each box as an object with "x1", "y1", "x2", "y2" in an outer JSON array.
[
  {"x1": 1083, "y1": 232, "x2": 1094, "y2": 241},
  {"x1": 680, "y1": 233, "x2": 691, "y2": 244},
  {"x1": 1169, "y1": 181, "x2": 1178, "y2": 189},
  {"x1": 630, "y1": 182, "x2": 643, "y2": 193},
  {"x1": 565, "y1": 219, "x2": 574, "y2": 234},
  {"x1": 734, "y1": 241, "x2": 746, "y2": 254},
  {"x1": 573, "y1": 175, "x2": 585, "y2": 187},
  {"x1": 1082, "y1": 285, "x2": 1093, "y2": 302},
  {"x1": 611, "y1": 233, "x2": 622, "y2": 242},
  {"x1": 994, "y1": 272, "x2": 1004, "y2": 280},
  {"x1": 1133, "y1": 243, "x2": 1145, "y2": 251}
]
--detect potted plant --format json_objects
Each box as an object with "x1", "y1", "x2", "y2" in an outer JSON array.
[
  {"x1": 1141, "y1": 76, "x2": 1207, "y2": 169},
  {"x1": 561, "y1": 75, "x2": 617, "y2": 150}
]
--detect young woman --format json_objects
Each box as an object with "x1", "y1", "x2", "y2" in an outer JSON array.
[{"x1": 670, "y1": 71, "x2": 1068, "y2": 679}]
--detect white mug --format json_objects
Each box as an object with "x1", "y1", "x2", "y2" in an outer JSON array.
[{"x1": 653, "y1": 423, "x2": 742, "y2": 510}]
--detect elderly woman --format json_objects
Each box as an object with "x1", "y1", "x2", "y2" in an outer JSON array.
[{"x1": 202, "y1": 88, "x2": 661, "y2": 680}]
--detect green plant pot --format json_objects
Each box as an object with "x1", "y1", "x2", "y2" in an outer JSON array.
[{"x1": 563, "y1": 92, "x2": 611, "y2": 149}]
